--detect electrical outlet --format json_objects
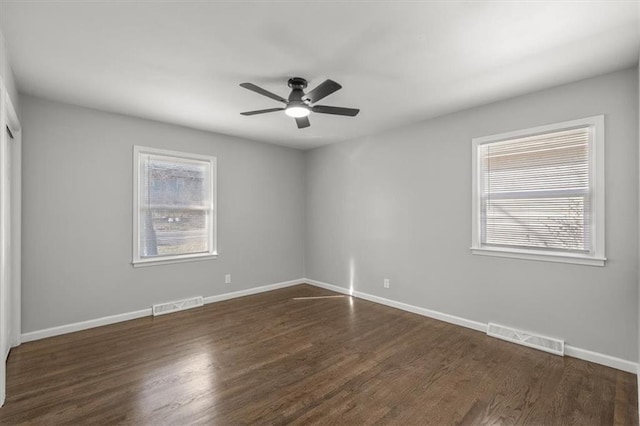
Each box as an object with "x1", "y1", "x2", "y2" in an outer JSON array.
[
  {"x1": 225, "y1": 274, "x2": 231, "y2": 284},
  {"x1": 383, "y1": 278, "x2": 390, "y2": 289}
]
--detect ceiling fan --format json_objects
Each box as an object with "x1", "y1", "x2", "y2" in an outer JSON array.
[{"x1": 239, "y1": 77, "x2": 359, "y2": 129}]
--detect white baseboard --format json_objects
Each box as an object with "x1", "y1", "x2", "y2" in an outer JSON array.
[
  {"x1": 21, "y1": 308, "x2": 152, "y2": 343},
  {"x1": 11, "y1": 334, "x2": 20, "y2": 348},
  {"x1": 18, "y1": 277, "x2": 638, "y2": 374},
  {"x1": 203, "y1": 278, "x2": 305, "y2": 304},
  {"x1": 304, "y1": 278, "x2": 638, "y2": 374},
  {"x1": 306, "y1": 278, "x2": 486, "y2": 333},
  {"x1": 304, "y1": 278, "x2": 353, "y2": 296},
  {"x1": 21, "y1": 278, "x2": 306, "y2": 343},
  {"x1": 564, "y1": 345, "x2": 638, "y2": 374},
  {"x1": 356, "y1": 289, "x2": 488, "y2": 333}
]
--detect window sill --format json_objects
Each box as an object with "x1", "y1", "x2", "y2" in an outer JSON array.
[
  {"x1": 132, "y1": 253, "x2": 218, "y2": 268},
  {"x1": 470, "y1": 247, "x2": 605, "y2": 267}
]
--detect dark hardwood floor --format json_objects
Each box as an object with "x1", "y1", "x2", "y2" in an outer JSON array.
[{"x1": 0, "y1": 284, "x2": 637, "y2": 425}]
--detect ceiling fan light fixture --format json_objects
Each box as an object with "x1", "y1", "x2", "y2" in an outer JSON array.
[{"x1": 284, "y1": 105, "x2": 310, "y2": 118}]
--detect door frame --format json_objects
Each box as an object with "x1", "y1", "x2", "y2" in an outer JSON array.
[{"x1": 0, "y1": 77, "x2": 22, "y2": 406}]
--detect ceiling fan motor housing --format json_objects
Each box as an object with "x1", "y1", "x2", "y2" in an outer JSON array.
[
  {"x1": 287, "y1": 77, "x2": 308, "y2": 90},
  {"x1": 288, "y1": 77, "x2": 308, "y2": 103}
]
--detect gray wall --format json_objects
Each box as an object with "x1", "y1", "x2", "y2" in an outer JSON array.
[
  {"x1": 19, "y1": 68, "x2": 640, "y2": 364},
  {"x1": 305, "y1": 67, "x2": 639, "y2": 362},
  {"x1": 21, "y1": 95, "x2": 305, "y2": 332},
  {"x1": 0, "y1": 30, "x2": 19, "y2": 116}
]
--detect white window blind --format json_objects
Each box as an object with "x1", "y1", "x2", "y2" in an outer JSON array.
[
  {"x1": 480, "y1": 128, "x2": 590, "y2": 252},
  {"x1": 133, "y1": 147, "x2": 217, "y2": 266},
  {"x1": 471, "y1": 116, "x2": 605, "y2": 266}
]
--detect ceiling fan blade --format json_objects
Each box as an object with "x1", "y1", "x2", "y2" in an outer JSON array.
[
  {"x1": 240, "y1": 107, "x2": 285, "y2": 116},
  {"x1": 312, "y1": 105, "x2": 360, "y2": 116},
  {"x1": 304, "y1": 79, "x2": 342, "y2": 103},
  {"x1": 239, "y1": 83, "x2": 287, "y2": 103},
  {"x1": 295, "y1": 116, "x2": 310, "y2": 129}
]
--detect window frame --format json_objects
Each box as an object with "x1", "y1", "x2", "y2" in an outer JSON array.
[
  {"x1": 132, "y1": 146, "x2": 217, "y2": 267},
  {"x1": 471, "y1": 115, "x2": 605, "y2": 266}
]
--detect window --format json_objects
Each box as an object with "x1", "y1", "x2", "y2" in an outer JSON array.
[
  {"x1": 133, "y1": 146, "x2": 217, "y2": 267},
  {"x1": 471, "y1": 116, "x2": 605, "y2": 266}
]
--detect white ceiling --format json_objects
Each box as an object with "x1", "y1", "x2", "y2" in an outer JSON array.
[{"x1": 1, "y1": 1, "x2": 638, "y2": 149}]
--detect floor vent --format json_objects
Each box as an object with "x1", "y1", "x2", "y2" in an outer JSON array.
[
  {"x1": 152, "y1": 296, "x2": 204, "y2": 317},
  {"x1": 487, "y1": 323, "x2": 564, "y2": 356}
]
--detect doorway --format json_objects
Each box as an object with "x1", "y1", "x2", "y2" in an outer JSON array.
[{"x1": 0, "y1": 79, "x2": 22, "y2": 406}]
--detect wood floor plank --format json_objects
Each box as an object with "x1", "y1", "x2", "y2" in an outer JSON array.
[{"x1": 0, "y1": 284, "x2": 636, "y2": 425}]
